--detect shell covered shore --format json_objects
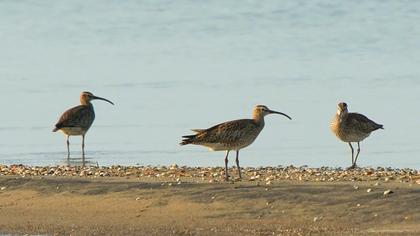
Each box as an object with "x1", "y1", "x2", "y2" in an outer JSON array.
[{"x1": 1, "y1": 164, "x2": 420, "y2": 185}]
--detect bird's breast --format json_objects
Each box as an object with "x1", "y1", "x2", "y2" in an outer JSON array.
[{"x1": 59, "y1": 127, "x2": 87, "y2": 136}]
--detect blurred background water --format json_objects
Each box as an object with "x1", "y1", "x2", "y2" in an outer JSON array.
[{"x1": 1, "y1": 0, "x2": 420, "y2": 168}]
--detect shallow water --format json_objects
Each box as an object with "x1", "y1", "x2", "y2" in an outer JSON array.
[{"x1": 1, "y1": 0, "x2": 420, "y2": 168}]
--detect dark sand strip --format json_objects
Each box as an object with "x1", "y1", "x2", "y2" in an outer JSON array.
[{"x1": 0, "y1": 175, "x2": 419, "y2": 235}]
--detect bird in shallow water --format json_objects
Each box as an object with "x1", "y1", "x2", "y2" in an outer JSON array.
[
  {"x1": 330, "y1": 102, "x2": 383, "y2": 169},
  {"x1": 180, "y1": 105, "x2": 292, "y2": 181},
  {"x1": 53, "y1": 91, "x2": 114, "y2": 166}
]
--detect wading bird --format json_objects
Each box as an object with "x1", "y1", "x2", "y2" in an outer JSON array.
[
  {"x1": 53, "y1": 91, "x2": 114, "y2": 165},
  {"x1": 330, "y1": 102, "x2": 383, "y2": 169},
  {"x1": 180, "y1": 105, "x2": 292, "y2": 181}
]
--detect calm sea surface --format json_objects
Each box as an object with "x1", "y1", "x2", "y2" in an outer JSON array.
[{"x1": 1, "y1": 1, "x2": 420, "y2": 168}]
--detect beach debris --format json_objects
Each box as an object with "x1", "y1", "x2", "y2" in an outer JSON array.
[
  {"x1": 135, "y1": 197, "x2": 140, "y2": 201},
  {"x1": 249, "y1": 176, "x2": 255, "y2": 181},
  {"x1": 356, "y1": 203, "x2": 361, "y2": 207},
  {"x1": 313, "y1": 216, "x2": 323, "y2": 222},
  {"x1": 367, "y1": 188, "x2": 372, "y2": 193},
  {"x1": 383, "y1": 189, "x2": 394, "y2": 195},
  {"x1": 0, "y1": 165, "x2": 418, "y2": 186},
  {"x1": 0, "y1": 187, "x2": 6, "y2": 190}
]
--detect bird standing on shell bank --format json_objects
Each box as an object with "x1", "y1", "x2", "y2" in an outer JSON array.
[
  {"x1": 330, "y1": 102, "x2": 383, "y2": 169},
  {"x1": 53, "y1": 91, "x2": 114, "y2": 166},
  {"x1": 180, "y1": 105, "x2": 292, "y2": 181}
]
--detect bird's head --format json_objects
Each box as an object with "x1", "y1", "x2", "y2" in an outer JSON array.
[
  {"x1": 80, "y1": 91, "x2": 114, "y2": 105},
  {"x1": 253, "y1": 105, "x2": 292, "y2": 120},
  {"x1": 337, "y1": 102, "x2": 348, "y2": 115}
]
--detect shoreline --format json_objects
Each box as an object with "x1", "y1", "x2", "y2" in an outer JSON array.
[{"x1": 1, "y1": 164, "x2": 419, "y2": 184}]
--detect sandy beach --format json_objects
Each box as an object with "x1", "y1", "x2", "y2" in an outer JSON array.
[{"x1": 0, "y1": 165, "x2": 419, "y2": 235}]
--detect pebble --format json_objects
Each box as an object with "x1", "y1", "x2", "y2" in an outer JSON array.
[
  {"x1": 383, "y1": 189, "x2": 394, "y2": 195},
  {"x1": 0, "y1": 187, "x2": 6, "y2": 190},
  {"x1": 367, "y1": 188, "x2": 372, "y2": 193},
  {"x1": 313, "y1": 216, "x2": 322, "y2": 222}
]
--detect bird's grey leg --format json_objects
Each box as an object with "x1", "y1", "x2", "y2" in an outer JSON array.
[
  {"x1": 66, "y1": 135, "x2": 70, "y2": 160},
  {"x1": 348, "y1": 143, "x2": 354, "y2": 168},
  {"x1": 82, "y1": 134, "x2": 86, "y2": 167},
  {"x1": 224, "y1": 150, "x2": 230, "y2": 181},
  {"x1": 235, "y1": 150, "x2": 242, "y2": 179},
  {"x1": 353, "y1": 142, "x2": 361, "y2": 168}
]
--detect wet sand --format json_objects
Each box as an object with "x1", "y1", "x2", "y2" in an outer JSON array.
[{"x1": 0, "y1": 166, "x2": 420, "y2": 235}]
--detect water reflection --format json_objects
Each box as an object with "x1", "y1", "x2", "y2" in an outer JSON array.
[{"x1": 63, "y1": 157, "x2": 99, "y2": 167}]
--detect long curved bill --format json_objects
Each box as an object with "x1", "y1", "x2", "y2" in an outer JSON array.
[
  {"x1": 268, "y1": 109, "x2": 292, "y2": 120},
  {"x1": 93, "y1": 95, "x2": 114, "y2": 105}
]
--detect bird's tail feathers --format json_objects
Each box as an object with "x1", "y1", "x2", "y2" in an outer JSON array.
[
  {"x1": 191, "y1": 129, "x2": 205, "y2": 133},
  {"x1": 52, "y1": 123, "x2": 64, "y2": 132},
  {"x1": 180, "y1": 134, "x2": 196, "y2": 146}
]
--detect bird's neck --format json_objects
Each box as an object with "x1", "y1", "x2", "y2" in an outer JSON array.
[
  {"x1": 80, "y1": 100, "x2": 92, "y2": 106},
  {"x1": 252, "y1": 113, "x2": 265, "y2": 127},
  {"x1": 336, "y1": 110, "x2": 348, "y2": 122}
]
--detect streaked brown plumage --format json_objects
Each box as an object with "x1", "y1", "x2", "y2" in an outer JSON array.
[
  {"x1": 180, "y1": 105, "x2": 292, "y2": 181},
  {"x1": 53, "y1": 91, "x2": 114, "y2": 165},
  {"x1": 330, "y1": 102, "x2": 383, "y2": 168}
]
